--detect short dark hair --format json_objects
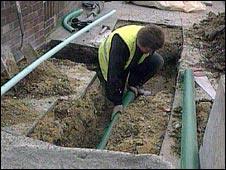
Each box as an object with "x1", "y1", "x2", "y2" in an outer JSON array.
[{"x1": 137, "y1": 24, "x2": 165, "y2": 50}]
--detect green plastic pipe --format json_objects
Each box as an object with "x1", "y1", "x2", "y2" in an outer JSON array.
[
  {"x1": 1, "y1": 9, "x2": 116, "y2": 96},
  {"x1": 181, "y1": 69, "x2": 199, "y2": 169},
  {"x1": 62, "y1": 9, "x2": 83, "y2": 32},
  {"x1": 97, "y1": 90, "x2": 135, "y2": 149}
]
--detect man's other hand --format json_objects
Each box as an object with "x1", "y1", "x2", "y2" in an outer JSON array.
[{"x1": 113, "y1": 104, "x2": 123, "y2": 114}]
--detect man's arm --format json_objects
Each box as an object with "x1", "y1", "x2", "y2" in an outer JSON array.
[{"x1": 106, "y1": 33, "x2": 130, "y2": 105}]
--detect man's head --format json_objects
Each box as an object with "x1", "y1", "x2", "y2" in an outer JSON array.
[{"x1": 137, "y1": 24, "x2": 165, "y2": 54}]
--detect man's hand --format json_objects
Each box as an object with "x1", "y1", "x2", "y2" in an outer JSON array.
[
  {"x1": 128, "y1": 86, "x2": 138, "y2": 96},
  {"x1": 128, "y1": 86, "x2": 152, "y2": 97},
  {"x1": 113, "y1": 104, "x2": 123, "y2": 114},
  {"x1": 111, "y1": 104, "x2": 123, "y2": 120}
]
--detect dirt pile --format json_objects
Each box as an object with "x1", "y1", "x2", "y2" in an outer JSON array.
[
  {"x1": 196, "y1": 101, "x2": 212, "y2": 147},
  {"x1": 28, "y1": 79, "x2": 113, "y2": 148},
  {"x1": 106, "y1": 63, "x2": 177, "y2": 154},
  {"x1": 170, "y1": 101, "x2": 212, "y2": 156},
  {"x1": 106, "y1": 91, "x2": 173, "y2": 154},
  {"x1": 1, "y1": 59, "x2": 77, "y2": 99},
  {"x1": 29, "y1": 97, "x2": 100, "y2": 147},
  {"x1": 1, "y1": 97, "x2": 38, "y2": 127},
  {"x1": 186, "y1": 12, "x2": 225, "y2": 74}
]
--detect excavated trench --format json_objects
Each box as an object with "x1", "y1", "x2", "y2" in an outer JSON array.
[
  {"x1": 26, "y1": 13, "x2": 224, "y2": 155},
  {"x1": 1, "y1": 14, "x2": 222, "y2": 158},
  {"x1": 26, "y1": 21, "x2": 183, "y2": 155}
]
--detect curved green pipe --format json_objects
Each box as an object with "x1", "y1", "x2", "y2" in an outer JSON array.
[
  {"x1": 181, "y1": 69, "x2": 199, "y2": 169},
  {"x1": 97, "y1": 90, "x2": 135, "y2": 149},
  {"x1": 62, "y1": 9, "x2": 83, "y2": 32}
]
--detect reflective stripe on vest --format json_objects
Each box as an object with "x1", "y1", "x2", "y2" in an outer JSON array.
[{"x1": 98, "y1": 25, "x2": 149, "y2": 80}]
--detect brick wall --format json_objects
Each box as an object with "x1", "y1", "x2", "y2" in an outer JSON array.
[{"x1": 1, "y1": 1, "x2": 82, "y2": 62}]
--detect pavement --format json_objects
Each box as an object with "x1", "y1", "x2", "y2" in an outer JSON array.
[{"x1": 1, "y1": 131, "x2": 173, "y2": 169}]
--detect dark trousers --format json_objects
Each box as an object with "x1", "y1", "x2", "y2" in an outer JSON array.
[
  {"x1": 96, "y1": 52, "x2": 164, "y2": 101},
  {"x1": 127, "y1": 52, "x2": 164, "y2": 87}
]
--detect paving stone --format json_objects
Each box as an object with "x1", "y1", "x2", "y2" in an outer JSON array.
[{"x1": 1, "y1": 131, "x2": 174, "y2": 169}]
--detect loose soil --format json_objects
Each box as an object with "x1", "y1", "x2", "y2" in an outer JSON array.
[
  {"x1": 105, "y1": 53, "x2": 178, "y2": 154},
  {"x1": 1, "y1": 97, "x2": 38, "y2": 128},
  {"x1": 185, "y1": 12, "x2": 225, "y2": 76},
  {"x1": 28, "y1": 79, "x2": 113, "y2": 148},
  {"x1": 2, "y1": 20, "x2": 182, "y2": 154},
  {"x1": 170, "y1": 101, "x2": 212, "y2": 156},
  {"x1": 1, "y1": 58, "x2": 91, "y2": 134},
  {"x1": 1, "y1": 58, "x2": 81, "y2": 99},
  {"x1": 3, "y1": 13, "x2": 221, "y2": 156}
]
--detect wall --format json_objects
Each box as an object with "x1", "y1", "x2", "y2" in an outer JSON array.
[
  {"x1": 199, "y1": 75, "x2": 225, "y2": 169},
  {"x1": 1, "y1": 1, "x2": 81, "y2": 62}
]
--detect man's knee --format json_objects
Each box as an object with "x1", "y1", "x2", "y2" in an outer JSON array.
[{"x1": 153, "y1": 52, "x2": 164, "y2": 70}]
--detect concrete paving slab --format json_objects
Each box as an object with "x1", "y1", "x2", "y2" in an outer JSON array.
[
  {"x1": 49, "y1": 1, "x2": 224, "y2": 47},
  {"x1": 1, "y1": 131, "x2": 174, "y2": 169},
  {"x1": 160, "y1": 75, "x2": 183, "y2": 168},
  {"x1": 199, "y1": 75, "x2": 225, "y2": 169},
  {"x1": 49, "y1": 1, "x2": 225, "y2": 48},
  {"x1": 48, "y1": 9, "x2": 117, "y2": 48}
]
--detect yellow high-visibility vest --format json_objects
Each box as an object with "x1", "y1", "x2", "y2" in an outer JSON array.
[{"x1": 98, "y1": 25, "x2": 150, "y2": 80}]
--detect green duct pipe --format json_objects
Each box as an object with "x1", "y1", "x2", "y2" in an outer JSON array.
[
  {"x1": 97, "y1": 90, "x2": 135, "y2": 149},
  {"x1": 1, "y1": 10, "x2": 116, "y2": 96},
  {"x1": 62, "y1": 9, "x2": 84, "y2": 32},
  {"x1": 181, "y1": 69, "x2": 199, "y2": 169}
]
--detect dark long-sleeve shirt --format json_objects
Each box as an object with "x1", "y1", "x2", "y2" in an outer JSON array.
[{"x1": 106, "y1": 33, "x2": 144, "y2": 105}]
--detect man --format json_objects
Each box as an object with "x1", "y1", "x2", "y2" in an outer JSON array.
[{"x1": 97, "y1": 24, "x2": 165, "y2": 115}]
